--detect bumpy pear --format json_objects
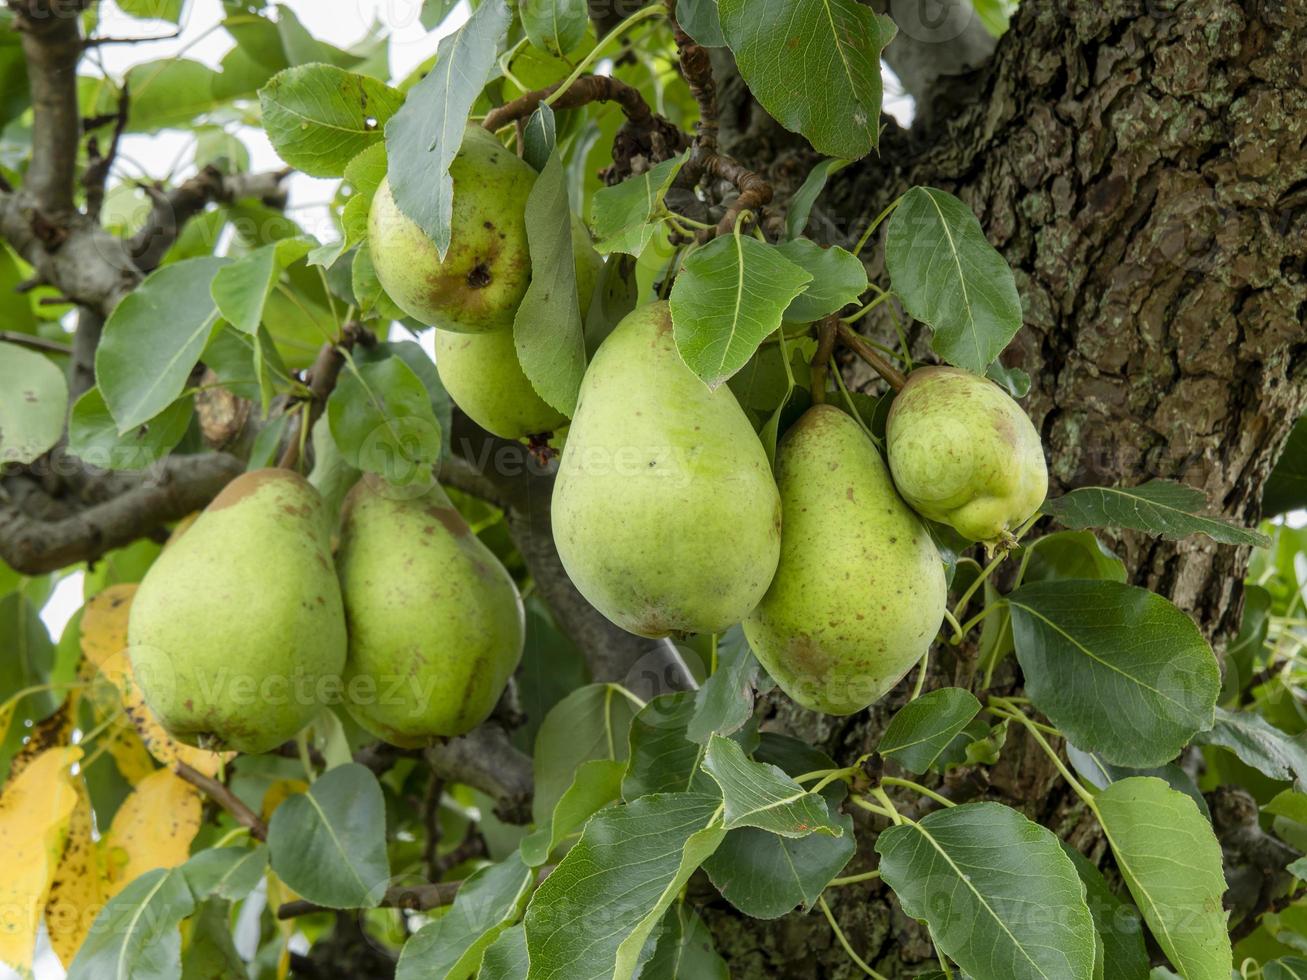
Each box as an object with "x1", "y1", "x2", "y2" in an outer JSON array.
[
  {"x1": 552, "y1": 301, "x2": 782, "y2": 637},
  {"x1": 745, "y1": 405, "x2": 946, "y2": 715},
  {"x1": 886, "y1": 366, "x2": 1048, "y2": 544},
  {"x1": 368, "y1": 125, "x2": 534, "y2": 332},
  {"x1": 434, "y1": 217, "x2": 603, "y2": 439},
  {"x1": 337, "y1": 476, "x2": 524, "y2": 745},
  {"x1": 127, "y1": 469, "x2": 346, "y2": 754}
]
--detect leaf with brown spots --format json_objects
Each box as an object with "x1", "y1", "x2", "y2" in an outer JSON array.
[
  {"x1": 0, "y1": 746, "x2": 82, "y2": 975},
  {"x1": 99, "y1": 767, "x2": 202, "y2": 899},
  {"x1": 43, "y1": 779, "x2": 105, "y2": 968}
]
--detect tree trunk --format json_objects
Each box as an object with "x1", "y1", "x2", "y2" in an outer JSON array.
[{"x1": 699, "y1": 0, "x2": 1307, "y2": 974}]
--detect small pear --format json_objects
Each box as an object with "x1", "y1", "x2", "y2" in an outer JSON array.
[
  {"x1": 127, "y1": 469, "x2": 346, "y2": 754},
  {"x1": 886, "y1": 366, "x2": 1048, "y2": 544},
  {"x1": 337, "y1": 476, "x2": 524, "y2": 745},
  {"x1": 368, "y1": 126, "x2": 535, "y2": 332},
  {"x1": 434, "y1": 217, "x2": 602, "y2": 440},
  {"x1": 744, "y1": 405, "x2": 946, "y2": 715},
  {"x1": 552, "y1": 301, "x2": 781, "y2": 637}
]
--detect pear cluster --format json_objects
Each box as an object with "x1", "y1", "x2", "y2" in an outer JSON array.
[
  {"x1": 127, "y1": 469, "x2": 523, "y2": 754},
  {"x1": 552, "y1": 307, "x2": 1049, "y2": 716},
  {"x1": 370, "y1": 125, "x2": 602, "y2": 441}
]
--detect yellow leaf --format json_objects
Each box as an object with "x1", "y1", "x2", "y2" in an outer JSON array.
[
  {"x1": 101, "y1": 720, "x2": 156, "y2": 786},
  {"x1": 99, "y1": 767, "x2": 202, "y2": 898},
  {"x1": 79, "y1": 584, "x2": 137, "y2": 684},
  {"x1": 80, "y1": 585, "x2": 231, "y2": 779},
  {"x1": 0, "y1": 746, "x2": 82, "y2": 974},
  {"x1": 43, "y1": 779, "x2": 104, "y2": 968},
  {"x1": 5, "y1": 704, "x2": 75, "y2": 782}
]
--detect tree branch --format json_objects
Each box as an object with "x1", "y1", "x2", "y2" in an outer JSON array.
[
  {"x1": 0, "y1": 330, "x2": 71, "y2": 355},
  {"x1": 483, "y1": 74, "x2": 660, "y2": 133},
  {"x1": 0, "y1": 452, "x2": 243, "y2": 575},
  {"x1": 423, "y1": 724, "x2": 534, "y2": 824},
  {"x1": 10, "y1": 0, "x2": 88, "y2": 215},
  {"x1": 128, "y1": 166, "x2": 291, "y2": 273},
  {"x1": 175, "y1": 761, "x2": 268, "y2": 841}
]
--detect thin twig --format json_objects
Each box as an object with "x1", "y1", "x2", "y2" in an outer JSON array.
[
  {"x1": 175, "y1": 761, "x2": 268, "y2": 841},
  {"x1": 277, "y1": 322, "x2": 373, "y2": 471},
  {"x1": 484, "y1": 75, "x2": 658, "y2": 132},
  {"x1": 836, "y1": 322, "x2": 907, "y2": 391},
  {"x1": 809, "y1": 316, "x2": 838, "y2": 404},
  {"x1": 0, "y1": 331, "x2": 72, "y2": 355}
]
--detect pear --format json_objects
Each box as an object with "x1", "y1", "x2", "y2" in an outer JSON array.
[
  {"x1": 744, "y1": 405, "x2": 947, "y2": 715},
  {"x1": 368, "y1": 125, "x2": 535, "y2": 332},
  {"x1": 127, "y1": 469, "x2": 346, "y2": 754},
  {"x1": 336, "y1": 476, "x2": 524, "y2": 745},
  {"x1": 434, "y1": 217, "x2": 602, "y2": 440},
  {"x1": 886, "y1": 366, "x2": 1048, "y2": 544},
  {"x1": 551, "y1": 301, "x2": 782, "y2": 637}
]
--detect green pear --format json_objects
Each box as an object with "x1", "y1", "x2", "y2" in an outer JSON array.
[
  {"x1": 337, "y1": 476, "x2": 524, "y2": 745},
  {"x1": 368, "y1": 125, "x2": 535, "y2": 332},
  {"x1": 434, "y1": 217, "x2": 602, "y2": 439},
  {"x1": 744, "y1": 405, "x2": 947, "y2": 715},
  {"x1": 886, "y1": 366, "x2": 1048, "y2": 544},
  {"x1": 551, "y1": 301, "x2": 782, "y2": 637},
  {"x1": 127, "y1": 469, "x2": 346, "y2": 754}
]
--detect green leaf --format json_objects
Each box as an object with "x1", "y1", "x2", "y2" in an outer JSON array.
[
  {"x1": 700, "y1": 734, "x2": 838, "y2": 836},
  {"x1": 639, "y1": 903, "x2": 729, "y2": 979},
  {"x1": 875, "y1": 802, "x2": 1096, "y2": 980},
  {"x1": 1265, "y1": 415, "x2": 1307, "y2": 517},
  {"x1": 1193, "y1": 706, "x2": 1307, "y2": 792},
  {"x1": 1007, "y1": 580, "x2": 1220, "y2": 768},
  {"x1": 181, "y1": 845, "x2": 269, "y2": 902},
  {"x1": 480, "y1": 924, "x2": 529, "y2": 979},
  {"x1": 676, "y1": 0, "x2": 726, "y2": 46},
  {"x1": 532, "y1": 683, "x2": 639, "y2": 824},
  {"x1": 115, "y1": 0, "x2": 184, "y2": 22},
  {"x1": 67, "y1": 867, "x2": 195, "y2": 980},
  {"x1": 1043, "y1": 479, "x2": 1271, "y2": 548},
  {"x1": 520, "y1": 758, "x2": 624, "y2": 867},
  {"x1": 1065, "y1": 744, "x2": 1209, "y2": 817},
  {"x1": 718, "y1": 0, "x2": 894, "y2": 158},
  {"x1": 266, "y1": 762, "x2": 390, "y2": 909},
  {"x1": 686, "y1": 625, "x2": 760, "y2": 743},
  {"x1": 325, "y1": 355, "x2": 442, "y2": 489},
  {"x1": 785, "y1": 158, "x2": 850, "y2": 239},
  {"x1": 1096, "y1": 777, "x2": 1231, "y2": 980},
  {"x1": 0, "y1": 342, "x2": 67, "y2": 464},
  {"x1": 384, "y1": 0, "x2": 510, "y2": 258},
  {"x1": 591, "y1": 154, "x2": 688, "y2": 257},
  {"x1": 1266, "y1": 959, "x2": 1307, "y2": 980},
  {"x1": 1060, "y1": 844, "x2": 1150, "y2": 980},
  {"x1": 67, "y1": 387, "x2": 193, "y2": 471},
  {"x1": 885, "y1": 186, "x2": 1022, "y2": 372},
  {"x1": 1021, "y1": 530, "x2": 1127, "y2": 583},
  {"x1": 523, "y1": 793, "x2": 725, "y2": 980},
  {"x1": 396, "y1": 854, "x2": 533, "y2": 980},
  {"x1": 878, "y1": 688, "x2": 982, "y2": 774},
  {"x1": 210, "y1": 237, "x2": 315, "y2": 334},
  {"x1": 180, "y1": 899, "x2": 248, "y2": 980},
  {"x1": 96, "y1": 255, "x2": 229, "y2": 432},
  {"x1": 622, "y1": 692, "x2": 715, "y2": 801},
  {"x1": 122, "y1": 59, "x2": 223, "y2": 132},
  {"x1": 701, "y1": 734, "x2": 853, "y2": 918},
  {"x1": 774, "y1": 239, "x2": 868, "y2": 322},
  {"x1": 259, "y1": 65, "x2": 402, "y2": 177},
  {"x1": 669, "y1": 234, "x2": 812, "y2": 389},
  {"x1": 0, "y1": 593, "x2": 56, "y2": 780},
  {"x1": 512, "y1": 149, "x2": 586, "y2": 416},
  {"x1": 521, "y1": 0, "x2": 587, "y2": 57},
  {"x1": 521, "y1": 103, "x2": 556, "y2": 173}
]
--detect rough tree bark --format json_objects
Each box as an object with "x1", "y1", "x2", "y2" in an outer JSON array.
[{"x1": 696, "y1": 1, "x2": 1307, "y2": 975}]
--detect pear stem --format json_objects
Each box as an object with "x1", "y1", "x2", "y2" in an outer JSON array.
[
  {"x1": 835, "y1": 323, "x2": 906, "y2": 391},
  {"x1": 809, "y1": 316, "x2": 838, "y2": 404}
]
